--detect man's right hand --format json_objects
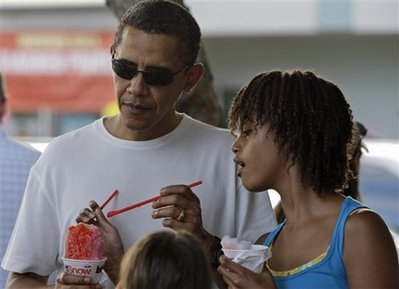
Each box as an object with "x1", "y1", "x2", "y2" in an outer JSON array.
[{"x1": 76, "y1": 201, "x2": 124, "y2": 285}]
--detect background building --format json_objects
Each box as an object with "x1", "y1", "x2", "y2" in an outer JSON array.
[
  {"x1": 1, "y1": 0, "x2": 398, "y2": 241},
  {"x1": 1, "y1": 0, "x2": 398, "y2": 140}
]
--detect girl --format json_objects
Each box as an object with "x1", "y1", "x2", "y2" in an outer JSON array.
[{"x1": 218, "y1": 70, "x2": 398, "y2": 289}]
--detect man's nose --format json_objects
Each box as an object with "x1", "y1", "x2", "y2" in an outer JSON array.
[{"x1": 127, "y1": 72, "x2": 147, "y2": 95}]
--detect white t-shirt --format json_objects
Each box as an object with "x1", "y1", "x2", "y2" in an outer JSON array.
[{"x1": 2, "y1": 114, "x2": 276, "y2": 288}]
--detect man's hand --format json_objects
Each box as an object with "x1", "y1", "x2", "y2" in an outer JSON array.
[
  {"x1": 151, "y1": 184, "x2": 220, "y2": 268},
  {"x1": 76, "y1": 201, "x2": 124, "y2": 285},
  {"x1": 55, "y1": 272, "x2": 102, "y2": 289},
  {"x1": 151, "y1": 184, "x2": 205, "y2": 233},
  {"x1": 6, "y1": 271, "x2": 101, "y2": 289}
]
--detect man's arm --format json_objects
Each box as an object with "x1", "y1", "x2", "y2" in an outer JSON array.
[
  {"x1": 7, "y1": 271, "x2": 105, "y2": 289},
  {"x1": 205, "y1": 235, "x2": 227, "y2": 289},
  {"x1": 7, "y1": 272, "x2": 51, "y2": 289}
]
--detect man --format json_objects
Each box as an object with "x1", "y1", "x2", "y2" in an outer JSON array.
[
  {"x1": 2, "y1": 1, "x2": 276, "y2": 288},
  {"x1": 0, "y1": 72, "x2": 41, "y2": 288}
]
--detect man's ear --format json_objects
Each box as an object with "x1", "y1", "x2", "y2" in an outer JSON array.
[
  {"x1": 184, "y1": 63, "x2": 204, "y2": 93},
  {"x1": 0, "y1": 101, "x2": 6, "y2": 122}
]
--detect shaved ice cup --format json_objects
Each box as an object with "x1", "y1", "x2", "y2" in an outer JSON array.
[
  {"x1": 222, "y1": 245, "x2": 271, "y2": 273},
  {"x1": 62, "y1": 257, "x2": 107, "y2": 283}
]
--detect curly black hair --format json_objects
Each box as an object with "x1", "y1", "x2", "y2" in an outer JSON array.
[
  {"x1": 228, "y1": 70, "x2": 353, "y2": 195},
  {"x1": 112, "y1": 0, "x2": 201, "y2": 66}
]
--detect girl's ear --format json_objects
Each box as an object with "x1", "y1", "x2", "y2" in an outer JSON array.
[{"x1": 184, "y1": 63, "x2": 204, "y2": 93}]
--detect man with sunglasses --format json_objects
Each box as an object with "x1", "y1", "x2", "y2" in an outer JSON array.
[{"x1": 2, "y1": 1, "x2": 276, "y2": 289}]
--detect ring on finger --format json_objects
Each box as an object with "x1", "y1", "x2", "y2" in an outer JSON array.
[{"x1": 177, "y1": 209, "x2": 185, "y2": 222}]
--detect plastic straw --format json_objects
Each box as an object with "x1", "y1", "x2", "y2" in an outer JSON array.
[
  {"x1": 107, "y1": 181, "x2": 202, "y2": 218},
  {"x1": 100, "y1": 189, "x2": 119, "y2": 210}
]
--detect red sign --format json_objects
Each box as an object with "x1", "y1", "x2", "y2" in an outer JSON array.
[{"x1": 1, "y1": 31, "x2": 115, "y2": 113}]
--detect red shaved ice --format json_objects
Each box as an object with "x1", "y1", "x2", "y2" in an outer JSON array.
[{"x1": 64, "y1": 223, "x2": 104, "y2": 260}]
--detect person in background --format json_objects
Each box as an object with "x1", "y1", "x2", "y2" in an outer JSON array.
[
  {"x1": 116, "y1": 230, "x2": 212, "y2": 289},
  {"x1": 2, "y1": 1, "x2": 276, "y2": 289},
  {"x1": 218, "y1": 70, "x2": 398, "y2": 289},
  {"x1": 0, "y1": 72, "x2": 41, "y2": 287},
  {"x1": 343, "y1": 121, "x2": 368, "y2": 200}
]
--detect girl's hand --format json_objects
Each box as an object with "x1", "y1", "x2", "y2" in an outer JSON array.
[{"x1": 217, "y1": 255, "x2": 276, "y2": 289}]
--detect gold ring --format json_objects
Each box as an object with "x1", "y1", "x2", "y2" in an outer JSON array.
[{"x1": 177, "y1": 210, "x2": 185, "y2": 222}]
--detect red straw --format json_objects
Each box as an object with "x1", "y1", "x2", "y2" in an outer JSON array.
[
  {"x1": 100, "y1": 189, "x2": 119, "y2": 210},
  {"x1": 107, "y1": 181, "x2": 202, "y2": 218}
]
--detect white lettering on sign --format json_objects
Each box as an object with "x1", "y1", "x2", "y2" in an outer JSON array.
[{"x1": 1, "y1": 49, "x2": 111, "y2": 75}]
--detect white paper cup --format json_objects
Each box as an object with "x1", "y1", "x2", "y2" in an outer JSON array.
[
  {"x1": 61, "y1": 257, "x2": 107, "y2": 283},
  {"x1": 222, "y1": 244, "x2": 271, "y2": 273}
]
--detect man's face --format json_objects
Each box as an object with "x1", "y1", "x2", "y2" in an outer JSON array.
[{"x1": 112, "y1": 26, "x2": 189, "y2": 141}]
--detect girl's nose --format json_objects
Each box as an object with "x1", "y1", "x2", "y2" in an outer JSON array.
[{"x1": 231, "y1": 138, "x2": 240, "y2": 154}]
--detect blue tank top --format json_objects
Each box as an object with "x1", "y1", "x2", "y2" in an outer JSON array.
[{"x1": 264, "y1": 197, "x2": 368, "y2": 289}]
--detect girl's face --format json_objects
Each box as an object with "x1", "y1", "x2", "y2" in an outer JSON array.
[{"x1": 231, "y1": 122, "x2": 287, "y2": 192}]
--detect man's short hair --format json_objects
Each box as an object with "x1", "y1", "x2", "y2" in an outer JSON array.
[{"x1": 113, "y1": 0, "x2": 201, "y2": 66}]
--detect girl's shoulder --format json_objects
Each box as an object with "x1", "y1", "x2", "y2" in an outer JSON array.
[
  {"x1": 343, "y1": 206, "x2": 399, "y2": 288},
  {"x1": 345, "y1": 208, "x2": 391, "y2": 242}
]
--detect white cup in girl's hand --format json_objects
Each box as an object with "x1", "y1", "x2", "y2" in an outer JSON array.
[{"x1": 221, "y1": 236, "x2": 271, "y2": 273}]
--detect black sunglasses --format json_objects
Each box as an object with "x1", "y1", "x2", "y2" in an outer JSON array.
[{"x1": 112, "y1": 56, "x2": 189, "y2": 86}]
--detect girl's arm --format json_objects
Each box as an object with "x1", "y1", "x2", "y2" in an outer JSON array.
[{"x1": 344, "y1": 210, "x2": 399, "y2": 289}]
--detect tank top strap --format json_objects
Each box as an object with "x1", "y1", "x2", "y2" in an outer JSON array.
[
  {"x1": 264, "y1": 220, "x2": 286, "y2": 247},
  {"x1": 329, "y1": 196, "x2": 369, "y2": 257}
]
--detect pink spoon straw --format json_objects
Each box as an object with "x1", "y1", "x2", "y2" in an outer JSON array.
[
  {"x1": 106, "y1": 181, "x2": 202, "y2": 218},
  {"x1": 100, "y1": 189, "x2": 119, "y2": 210}
]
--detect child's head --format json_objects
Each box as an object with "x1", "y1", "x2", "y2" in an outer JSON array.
[
  {"x1": 229, "y1": 70, "x2": 353, "y2": 195},
  {"x1": 116, "y1": 230, "x2": 212, "y2": 289}
]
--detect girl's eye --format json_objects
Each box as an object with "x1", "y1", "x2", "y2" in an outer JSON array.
[
  {"x1": 241, "y1": 129, "x2": 252, "y2": 138},
  {"x1": 231, "y1": 129, "x2": 239, "y2": 138}
]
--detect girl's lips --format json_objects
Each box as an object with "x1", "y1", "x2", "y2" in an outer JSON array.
[
  {"x1": 234, "y1": 158, "x2": 245, "y2": 168},
  {"x1": 234, "y1": 158, "x2": 245, "y2": 177}
]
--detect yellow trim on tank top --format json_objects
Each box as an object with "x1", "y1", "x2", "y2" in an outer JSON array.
[{"x1": 266, "y1": 245, "x2": 328, "y2": 277}]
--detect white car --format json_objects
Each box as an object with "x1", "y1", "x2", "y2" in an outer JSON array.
[{"x1": 359, "y1": 139, "x2": 399, "y2": 234}]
